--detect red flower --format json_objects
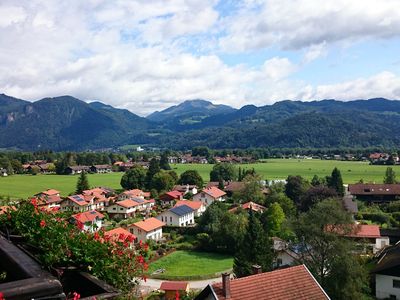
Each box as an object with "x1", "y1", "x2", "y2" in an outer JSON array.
[
  {"x1": 72, "y1": 292, "x2": 80, "y2": 300},
  {"x1": 77, "y1": 221, "x2": 84, "y2": 230},
  {"x1": 126, "y1": 234, "x2": 135, "y2": 243},
  {"x1": 144, "y1": 243, "x2": 149, "y2": 251},
  {"x1": 30, "y1": 198, "x2": 38, "y2": 207},
  {"x1": 142, "y1": 275, "x2": 147, "y2": 282},
  {"x1": 175, "y1": 290, "x2": 180, "y2": 300},
  {"x1": 143, "y1": 262, "x2": 149, "y2": 271},
  {"x1": 94, "y1": 232, "x2": 100, "y2": 240},
  {"x1": 0, "y1": 292, "x2": 4, "y2": 300},
  {"x1": 118, "y1": 233, "x2": 126, "y2": 241},
  {"x1": 40, "y1": 220, "x2": 46, "y2": 228}
]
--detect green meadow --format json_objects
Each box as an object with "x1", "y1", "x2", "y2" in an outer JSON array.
[{"x1": 0, "y1": 159, "x2": 399, "y2": 199}]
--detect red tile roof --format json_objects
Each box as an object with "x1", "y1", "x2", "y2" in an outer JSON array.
[
  {"x1": 202, "y1": 186, "x2": 226, "y2": 198},
  {"x1": 347, "y1": 224, "x2": 381, "y2": 238},
  {"x1": 212, "y1": 265, "x2": 329, "y2": 300},
  {"x1": 131, "y1": 217, "x2": 165, "y2": 232},
  {"x1": 105, "y1": 227, "x2": 136, "y2": 241},
  {"x1": 160, "y1": 281, "x2": 189, "y2": 291},
  {"x1": 165, "y1": 191, "x2": 183, "y2": 199},
  {"x1": 0, "y1": 206, "x2": 16, "y2": 215},
  {"x1": 174, "y1": 200, "x2": 203, "y2": 210},
  {"x1": 116, "y1": 199, "x2": 141, "y2": 208},
  {"x1": 229, "y1": 202, "x2": 266, "y2": 213},
  {"x1": 72, "y1": 210, "x2": 104, "y2": 223}
]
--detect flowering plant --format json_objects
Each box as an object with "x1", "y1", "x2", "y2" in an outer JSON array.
[{"x1": 0, "y1": 200, "x2": 149, "y2": 293}]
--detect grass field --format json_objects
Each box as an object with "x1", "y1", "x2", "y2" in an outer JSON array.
[
  {"x1": 1, "y1": 159, "x2": 399, "y2": 199},
  {"x1": 148, "y1": 250, "x2": 233, "y2": 279},
  {"x1": 171, "y1": 159, "x2": 400, "y2": 184},
  {"x1": 0, "y1": 172, "x2": 124, "y2": 199}
]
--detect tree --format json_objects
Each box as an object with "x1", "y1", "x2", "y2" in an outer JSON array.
[
  {"x1": 76, "y1": 172, "x2": 90, "y2": 194},
  {"x1": 384, "y1": 167, "x2": 397, "y2": 184},
  {"x1": 210, "y1": 163, "x2": 237, "y2": 182},
  {"x1": 159, "y1": 151, "x2": 171, "y2": 170},
  {"x1": 238, "y1": 174, "x2": 265, "y2": 204},
  {"x1": 192, "y1": 146, "x2": 211, "y2": 158},
  {"x1": 285, "y1": 175, "x2": 310, "y2": 208},
  {"x1": 292, "y1": 199, "x2": 369, "y2": 300},
  {"x1": 151, "y1": 171, "x2": 176, "y2": 193},
  {"x1": 327, "y1": 167, "x2": 344, "y2": 196},
  {"x1": 300, "y1": 186, "x2": 337, "y2": 212},
  {"x1": 265, "y1": 191, "x2": 296, "y2": 218},
  {"x1": 120, "y1": 166, "x2": 147, "y2": 190},
  {"x1": 260, "y1": 202, "x2": 285, "y2": 237},
  {"x1": 233, "y1": 211, "x2": 274, "y2": 277},
  {"x1": 178, "y1": 170, "x2": 204, "y2": 187},
  {"x1": 145, "y1": 158, "x2": 160, "y2": 188}
]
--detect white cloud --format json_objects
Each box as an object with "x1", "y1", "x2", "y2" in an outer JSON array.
[
  {"x1": 219, "y1": 0, "x2": 400, "y2": 52},
  {"x1": 0, "y1": 5, "x2": 27, "y2": 27}
]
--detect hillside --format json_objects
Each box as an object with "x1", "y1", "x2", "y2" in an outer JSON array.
[{"x1": 1, "y1": 93, "x2": 400, "y2": 150}]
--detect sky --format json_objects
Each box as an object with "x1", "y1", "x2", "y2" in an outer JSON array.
[{"x1": 1, "y1": 0, "x2": 400, "y2": 116}]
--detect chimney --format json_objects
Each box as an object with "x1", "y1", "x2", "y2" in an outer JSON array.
[
  {"x1": 222, "y1": 272, "x2": 231, "y2": 299},
  {"x1": 252, "y1": 264, "x2": 262, "y2": 274}
]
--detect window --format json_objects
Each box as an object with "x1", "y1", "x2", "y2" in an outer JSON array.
[
  {"x1": 113, "y1": 207, "x2": 116, "y2": 210},
  {"x1": 389, "y1": 295, "x2": 396, "y2": 300},
  {"x1": 277, "y1": 258, "x2": 283, "y2": 266},
  {"x1": 393, "y1": 279, "x2": 400, "y2": 289},
  {"x1": 170, "y1": 216, "x2": 172, "y2": 222}
]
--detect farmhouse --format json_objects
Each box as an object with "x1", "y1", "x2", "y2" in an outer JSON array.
[
  {"x1": 65, "y1": 165, "x2": 90, "y2": 175},
  {"x1": 173, "y1": 184, "x2": 198, "y2": 195},
  {"x1": 71, "y1": 210, "x2": 104, "y2": 232},
  {"x1": 157, "y1": 205, "x2": 195, "y2": 227},
  {"x1": 118, "y1": 189, "x2": 150, "y2": 200},
  {"x1": 348, "y1": 184, "x2": 400, "y2": 203},
  {"x1": 60, "y1": 194, "x2": 96, "y2": 212},
  {"x1": 195, "y1": 265, "x2": 329, "y2": 300},
  {"x1": 272, "y1": 237, "x2": 300, "y2": 268},
  {"x1": 129, "y1": 217, "x2": 165, "y2": 241},
  {"x1": 193, "y1": 187, "x2": 226, "y2": 207},
  {"x1": 90, "y1": 164, "x2": 112, "y2": 173},
  {"x1": 372, "y1": 241, "x2": 400, "y2": 300}
]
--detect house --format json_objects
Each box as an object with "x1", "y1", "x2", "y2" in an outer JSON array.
[
  {"x1": 90, "y1": 164, "x2": 112, "y2": 173},
  {"x1": 272, "y1": 237, "x2": 300, "y2": 268},
  {"x1": 118, "y1": 189, "x2": 150, "y2": 200},
  {"x1": 193, "y1": 187, "x2": 226, "y2": 207},
  {"x1": 106, "y1": 199, "x2": 140, "y2": 219},
  {"x1": 160, "y1": 281, "x2": 189, "y2": 300},
  {"x1": 104, "y1": 227, "x2": 136, "y2": 245},
  {"x1": 65, "y1": 165, "x2": 90, "y2": 175},
  {"x1": 372, "y1": 241, "x2": 400, "y2": 299},
  {"x1": 195, "y1": 265, "x2": 330, "y2": 300},
  {"x1": 159, "y1": 191, "x2": 184, "y2": 207},
  {"x1": 35, "y1": 189, "x2": 60, "y2": 198},
  {"x1": 346, "y1": 224, "x2": 390, "y2": 253},
  {"x1": 71, "y1": 210, "x2": 104, "y2": 232},
  {"x1": 129, "y1": 217, "x2": 165, "y2": 241},
  {"x1": 60, "y1": 194, "x2": 95, "y2": 212},
  {"x1": 157, "y1": 205, "x2": 195, "y2": 227},
  {"x1": 229, "y1": 201, "x2": 266, "y2": 214},
  {"x1": 348, "y1": 184, "x2": 400, "y2": 203},
  {"x1": 173, "y1": 185, "x2": 198, "y2": 195},
  {"x1": 174, "y1": 200, "x2": 206, "y2": 217}
]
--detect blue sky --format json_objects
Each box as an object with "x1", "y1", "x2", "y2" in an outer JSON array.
[{"x1": 0, "y1": 0, "x2": 400, "y2": 115}]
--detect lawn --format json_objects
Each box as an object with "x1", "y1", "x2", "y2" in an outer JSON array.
[
  {"x1": 0, "y1": 172, "x2": 124, "y2": 199},
  {"x1": 148, "y1": 250, "x2": 233, "y2": 279},
  {"x1": 171, "y1": 159, "x2": 400, "y2": 184},
  {"x1": 1, "y1": 159, "x2": 399, "y2": 199}
]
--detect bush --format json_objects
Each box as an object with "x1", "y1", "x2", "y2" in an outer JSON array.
[{"x1": 359, "y1": 213, "x2": 390, "y2": 225}]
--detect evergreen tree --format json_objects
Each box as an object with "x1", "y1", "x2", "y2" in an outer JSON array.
[
  {"x1": 384, "y1": 167, "x2": 397, "y2": 184},
  {"x1": 327, "y1": 167, "x2": 344, "y2": 196},
  {"x1": 76, "y1": 171, "x2": 90, "y2": 194},
  {"x1": 159, "y1": 151, "x2": 171, "y2": 170},
  {"x1": 233, "y1": 211, "x2": 274, "y2": 277}
]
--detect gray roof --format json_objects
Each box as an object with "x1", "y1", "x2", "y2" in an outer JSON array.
[{"x1": 169, "y1": 204, "x2": 194, "y2": 216}]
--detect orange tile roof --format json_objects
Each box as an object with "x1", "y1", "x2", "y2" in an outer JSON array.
[
  {"x1": 0, "y1": 206, "x2": 16, "y2": 215},
  {"x1": 160, "y1": 281, "x2": 189, "y2": 291},
  {"x1": 347, "y1": 224, "x2": 381, "y2": 238},
  {"x1": 116, "y1": 199, "x2": 141, "y2": 208},
  {"x1": 105, "y1": 227, "x2": 136, "y2": 241},
  {"x1": 165, "y1": 190, "x2": 183, "y2": 199},
  {"x1": 175, "y1": 200, "x2": 203, "y2": 210},
  {"x1": 67, "y1": 195, "x2": 90, "y2": 206},
  {"x1": 202, "y1": 186, "x2": 226, "y2": 198},
  {"x1": 72, "y1": 210, "x2": 104, "y2": 223},
  {"x1": 41, "y1": 189, "x2": 60, "y2": 196},
  {"x1": 131, "y1": 217, "x2": 165, "y2": 232},
  {"x1": 212, "y1": 265, "x2": 329, "y2": 300}
]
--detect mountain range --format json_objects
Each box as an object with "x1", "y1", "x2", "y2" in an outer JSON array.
[{"x1": 1, "y1": 93, "x2": 400, "y2": 151}]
